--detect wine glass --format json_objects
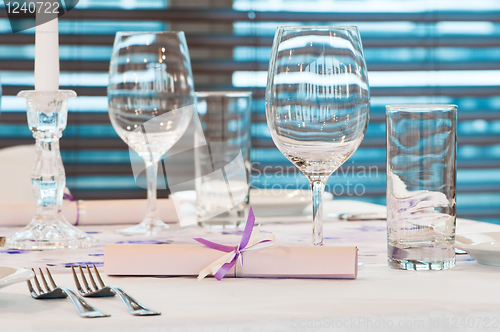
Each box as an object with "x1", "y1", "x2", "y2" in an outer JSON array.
[
  {"x1": 265, "y1": 26, "x2": 370, "y2": 245},
  {"x1": 108, "y1": 31, "x2": 194, "y2": 235}
]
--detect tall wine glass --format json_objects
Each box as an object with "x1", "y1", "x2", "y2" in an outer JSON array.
[
  {"x1": 108, "y1": 31, "x2": 194, "y2": 235},
  {"x1": 266, "y1": 26, "x2": 370, "y2": 245}
]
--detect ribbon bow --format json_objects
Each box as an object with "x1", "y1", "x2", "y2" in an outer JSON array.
[{"x1": 194, "y1": 208, "x2": 275, "y2": 280}]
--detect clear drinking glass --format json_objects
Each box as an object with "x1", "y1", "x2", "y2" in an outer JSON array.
[
  {"x1": 195, "y1": 91, "x2": 252, "y2": 228},
  {"x1": 108, "y1": 31, "x2": 194, "y2": 235},
  {"x1": 386, "y1": 104, "x2": 457, "y2": 270},
  {"x1": 266, "y1": 26, "x2": 370, "y2": 245}
]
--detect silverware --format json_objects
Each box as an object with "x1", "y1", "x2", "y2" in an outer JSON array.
[
  {"x1": 72, "y1": 265, "x2": 160, "y2": 316},
  {"x1": 27, "y1": 268, "x2": 110, "y2": 318}
]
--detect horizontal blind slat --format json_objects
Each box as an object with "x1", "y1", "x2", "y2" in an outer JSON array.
[
  {"x1": 4, "y1": 86, "x2": 500, "y2": 97},
  {"x1": 1, "y1": 34, "x2": 499, "y2": 48},
  {"x1": 2, "y1": 60, "x2": 499, "y2": 72},
  {"x1": 4, "y1": 9, "x2": 500, "y2": 23}
]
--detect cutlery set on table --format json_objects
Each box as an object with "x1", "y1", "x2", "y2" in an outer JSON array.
[{"x1": 27, "y1": 265, "x2": 160, "y2": 318}]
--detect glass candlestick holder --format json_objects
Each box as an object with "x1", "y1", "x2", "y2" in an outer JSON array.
[{"x1": 6, "y1": 90, "x2": 97, "y2": 249}]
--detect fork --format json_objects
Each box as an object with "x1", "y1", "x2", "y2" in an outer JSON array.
[
  {"x1": 27, "y1": 268, "x2": 110, "y2": 318},
  {"x1": 72, "y1": 265, "x2": 160, "y2": 316}
]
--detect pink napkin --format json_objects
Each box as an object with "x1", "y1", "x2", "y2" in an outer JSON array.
[{"x1": 0, "y1": 199, "x2": 179, "y2": 226}]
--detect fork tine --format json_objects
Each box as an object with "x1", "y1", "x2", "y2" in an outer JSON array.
[
  {"x1": 32, "y1": 268, "x2": 44, "y2": 294},
  {"x1": 27, "y1": 279, "x2": 36, "y2": 295},
  {"x1": 71, "y1": 266, "x2": 85, "y2": 293},
  {"x1": 38, "y1": 268, "x2": 52, "y2": 292},
  {"x1": 78, "y1": 265, "x2": 92, "y2": 292},
  {"x1": 92, "y1": 264, "x2": 106, "y2": 288},
  {"x1": 86, "y1": 265, "x2": 99, "y2": 290},
  {"x1": 45, "y1": 268, "x2": 58, "y2": 288}
]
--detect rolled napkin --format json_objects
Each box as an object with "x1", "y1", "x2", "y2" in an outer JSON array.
[
  {"x1": 106, "y1": 208, "x2": 358, "y2": 279},
  {"x1": 104, "y1": 244, "x2": 358, "y2": 279},
  {"x1": 0, "y1": 199, "x2": 178, "y2": 226}
]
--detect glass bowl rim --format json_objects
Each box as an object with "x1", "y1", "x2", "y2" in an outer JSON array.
[
  {"x1": 278, "y1": 25, "x2": 359, "y2": 30},
  {"x1": 115, "y1": 31, "x2": 185, "y2": 37}
]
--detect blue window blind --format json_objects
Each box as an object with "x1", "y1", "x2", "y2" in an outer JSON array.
[{"x1": 0, "y1": 0, "x2": 499, "y2": 223}]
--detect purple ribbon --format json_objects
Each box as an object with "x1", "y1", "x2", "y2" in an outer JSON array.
[
  {"x1": 193, "y1": 207, "x2": 259, "y2": 280},
  {"x1": 63, "y1": 192, "x2": 81, "y2": 226}
]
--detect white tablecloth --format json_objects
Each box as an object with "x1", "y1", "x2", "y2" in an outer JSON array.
[{"x1": 1, "y1": 200, "x2": 499, "y2": 332}]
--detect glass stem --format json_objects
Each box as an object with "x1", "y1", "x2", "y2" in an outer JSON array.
[
  {"x1": 311, "y1": 180, "x2": 325, "y2": 246},
  {"x1": 145, "y1": 161, "x2": 158, "y2": 221},
  {"x1": 33, "y1": 134, "x2": 65, "y2": 221}
]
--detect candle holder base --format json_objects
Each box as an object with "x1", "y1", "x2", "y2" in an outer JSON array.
[{"x1": 7, "y1": 215, "x2": 97, "y2": 250}]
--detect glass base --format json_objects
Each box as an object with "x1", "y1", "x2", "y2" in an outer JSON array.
[
  {"x1": 197, "y1": 220, "x2": 244, "y2": 229},
  {"x1": 388, "y1": 243, "x2": 456, "y2": 271},
  {"x1": 117, "y1": 218, "x2": 170, "y2": 236},
  {"x1": 7, "y1": 216, "x2": 97, "y2": 250},
  {"x1": 197, "y1": 207, "x2": 247, "y2": 229}
]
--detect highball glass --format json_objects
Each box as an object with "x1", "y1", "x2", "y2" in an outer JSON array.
[{"x1": 386, "y1": 104, "x2": 457, "y2": 270}]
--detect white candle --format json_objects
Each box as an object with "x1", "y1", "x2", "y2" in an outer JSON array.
[{"x1": 34, "y1": 9, "x2": 59, "y2": 91}]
